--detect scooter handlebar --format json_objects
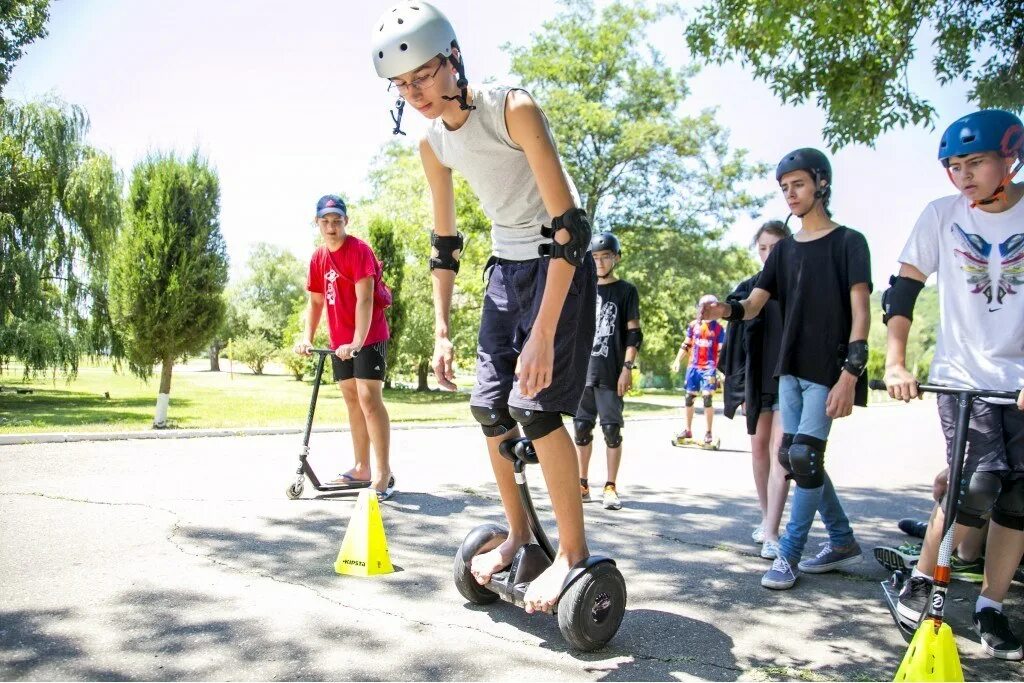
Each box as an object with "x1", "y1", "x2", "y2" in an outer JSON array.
[{"x1": 870, "y1": 379, "x2": 1019, "y2": 401}]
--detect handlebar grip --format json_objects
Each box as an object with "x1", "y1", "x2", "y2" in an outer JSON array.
[{"x1": 869, "y1": 380, "x2": 886, "y2": 391}]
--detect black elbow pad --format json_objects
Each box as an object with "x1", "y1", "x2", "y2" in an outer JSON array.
[
  {"x1": 625, "y1": 328, "x2": 643, "y2": 349},
  {"x1": 882, "y1": 275, "x2": 924, "y2": 325}
]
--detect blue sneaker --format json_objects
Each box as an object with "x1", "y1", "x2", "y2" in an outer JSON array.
[
  {"x1": 761, "y1": 555, "x2": 799, "y2": 590},
  {"x1": 798, "y1": 541, "x2": 862, "y2": 573}
]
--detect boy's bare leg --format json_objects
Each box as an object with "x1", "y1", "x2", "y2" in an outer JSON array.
[
  {"x1": 751, "y1": 411, "x2": 773, "y2": 522},
  {"x1": 524, "y1": 425, "x2": 590, "y2": 614},
  {"x1": 577, "y1": 440, "x2": 593, "y2": 481},
  {"x1": 765, "y1": 412, "x2": 789, "y2": 542},
  {"x1": 685, "y1": 400, "x2": 695, "y2": 433},
  {"x1": 356, "y1": 379, "x2": 391, "y2": 491},
  {"x1": 470, "y1": 432, "x2": 533, "y2": 584},
  {"x1": 340, "y1": 379, "x2": 372, "y2": 480},
  {"x1": 704, "y1": 399, "x2": 714, "y2": 434},
  {"x1": 958, "y1": 522, "x2": 987, "y2": 560},
  {"x1": 606, "y1": 443, "x2": 622, "y2": 484},
  {"x1": 980, "y1": 522, "x2": 1024, "y2": 603},
  {"x1": 916, "y1": 505, "x2": 976, "y2": 576}
]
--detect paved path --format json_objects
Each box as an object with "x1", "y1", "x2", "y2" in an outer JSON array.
[{"x1": 1, "y1": 400, "x2": 1021, "y2": 680}]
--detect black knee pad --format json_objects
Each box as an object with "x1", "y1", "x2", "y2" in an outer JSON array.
[
  {"x1": 573, "y1": 419, "x2": 595, "y2": 446},
  {"x1": 508, "y1": 406, "x2": 564, "y2": 441},
  {"x1": 778, "y1": 433, "x2": 796, "y2": 474},
  {"x1": 470, "y1": 405, "x2": 517, "y2": 438},
  {"x1": 954, "y1": 470, "x2": 1002, "y2": 528},
  {"x1": 702, "y1": 394, "x2": 713, "y2": 409},
  {"x1": 684, "y1": 393, "x2": 696, "y2": 407},
  {"x1": 788, "y1": 434, "x2": 827, "y2": 489},
  {"x1": 601, "y1": 423, "x2": 622, "y2": 448},
  {"x1": 992, "y1": 476, "x2": 1024, "y2": 531}
]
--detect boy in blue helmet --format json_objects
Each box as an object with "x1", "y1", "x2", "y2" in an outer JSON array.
[
  {"x1": 882, "y1": 109, "x2": 1024, "y2": 660},
  {"x1": 701, "y1": 147, "x2": 871, "y2": 591},
  {"x1": 370, "y1": 2, "x2": 598, "y2": 614}
]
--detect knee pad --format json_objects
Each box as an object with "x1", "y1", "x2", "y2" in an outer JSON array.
[
  {"x1": 788, "y1": 435, "x2": 827, "y2": 489},
  {"x1": 573, "y1": 419, "x2": 595, "y2": 446},
  {"x1": 508, "y1": 406, "x2": 564, "y2": 441},
  {"x1": 993, "y1": 477, "x2": 1024, "y2": 531},
  {"x1": 601, "y1": 423, "x2": 622, "y2": 448},
  {"x1": 778, "y1": 433, "x2": 796, "y2": 474},
  {"x1": 954, "y1": 470, "x2": 1002, "y2": 528},
  {"x1": 684, "y1": 394, "x2": 696, "y2": 408},
  {"x1": 702, "y1": 394, "x2": 713, "y2": 409},
  {"x1": 470, "y1": 405, "x2": 517, "y2": 438}
]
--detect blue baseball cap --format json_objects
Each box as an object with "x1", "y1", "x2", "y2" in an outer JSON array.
[{"x1": 316, "y1": 194, "x2": 347, "y2": 217}]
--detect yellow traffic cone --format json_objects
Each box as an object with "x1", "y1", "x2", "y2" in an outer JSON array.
[
  {"x1": 334, "y1": 489, "x2": 394, "y2": 577},
  {"x1": 894, "y1": 620, "x2": 964, "y2": 682}
]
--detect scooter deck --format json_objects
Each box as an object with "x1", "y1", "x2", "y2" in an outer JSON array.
[{"x1": 881, "y1": 572, "x2": 915, "y2": 635}]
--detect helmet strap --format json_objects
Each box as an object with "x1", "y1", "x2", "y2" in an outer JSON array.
[
  {"x1": 390, "y1": 97, "x2": 407, "y2": 136},
  {"x1": 440, "y1": 51, "x2": 475, "y2": 112},
  {"x1": 971, "y1": 157, "x2": 1023, "y2": 208}
]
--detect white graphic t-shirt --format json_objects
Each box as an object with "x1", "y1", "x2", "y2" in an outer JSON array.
[{"x1": 899, "y1": 192, "x2": 1024, "y2": 398}]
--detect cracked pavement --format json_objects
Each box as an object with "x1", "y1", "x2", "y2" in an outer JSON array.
[{"x1": 1, "y1": 401, "x2": 1022, "y2": 680}]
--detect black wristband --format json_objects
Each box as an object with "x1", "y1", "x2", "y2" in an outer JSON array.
[
  {"x1": 842, "y1": 340, "x2": 868, "y2": 376},
  {"x1": 725, "y1": 301, "x2": 745, "y2": 322}
]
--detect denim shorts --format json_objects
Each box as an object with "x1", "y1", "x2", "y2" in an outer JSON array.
[{"x1": 471, "y1": 255, "x2": 596, "y2": 416}]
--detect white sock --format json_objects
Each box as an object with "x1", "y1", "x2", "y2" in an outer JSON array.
[
  {"x1": 976, "y1": 596, "x2": 1002, "y2": 613},
  {"x1": 912, "y1": 568, "x2": 933, "y2": 581}
]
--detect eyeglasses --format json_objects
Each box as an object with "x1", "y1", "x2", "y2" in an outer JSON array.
[{"x1": 388, "y1": 60, "x2": 444, "y2": 96}]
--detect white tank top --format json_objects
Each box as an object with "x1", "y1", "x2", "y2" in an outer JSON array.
[{"x1": 424, "y1": 84, "x2": 581, "y2": 260}]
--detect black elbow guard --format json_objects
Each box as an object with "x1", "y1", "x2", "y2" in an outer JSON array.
[
  {"x1": 625, "y1": 328, "x2": 643, "y2": 350},
  {"x1": 430, "y1": 231, "x2": 464, "y2": 273},
  {"x1": 842, "y1": 340, "x2": 868, "y2": 377},
  {"x1": 882, "y1": 275, "x2": 924, "y2": 325},
  {"x1": 538, "y1": 208, "x2": 591, "y2": 267}
]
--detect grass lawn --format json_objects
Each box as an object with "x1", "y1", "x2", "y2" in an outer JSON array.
[{"x1": 0, "y1": 358, "x2": 680, "y2": 434}]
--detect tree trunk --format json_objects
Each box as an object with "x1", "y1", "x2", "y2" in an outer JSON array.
[
  {"x1": 209, "y1": 343, "x2": 221, "y2": 371},
  {"x1": 416, "y1": 360, "x2": 430, "y2": 392},
  {"x1": 154, "y1": 357, "x2": 174, "y2": 428}
]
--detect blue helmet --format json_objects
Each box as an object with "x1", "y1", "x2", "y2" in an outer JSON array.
[{"x1": 938, "y1": 109, "x2": 1024, "y2": 167}]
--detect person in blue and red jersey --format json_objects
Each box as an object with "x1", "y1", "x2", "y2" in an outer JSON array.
[{"x1": 671, "y1": 295, "x2": 726, "y2": 446}]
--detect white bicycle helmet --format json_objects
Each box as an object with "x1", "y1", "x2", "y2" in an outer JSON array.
[{"x1": 372, "y1": 1, "x2": 458, "y2": 79}]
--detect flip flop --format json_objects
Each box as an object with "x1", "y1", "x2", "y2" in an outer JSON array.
[
  {"x1": 375, "y1": 475, "x2": 396, "y2": 502},
  {"x1": 326, "y1": 472, "x2": 371, "y2": 486}
]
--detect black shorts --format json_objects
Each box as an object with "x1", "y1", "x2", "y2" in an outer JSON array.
[
  {"x1": 937, "y1": 394, "x2": 1024, "y2": 477},
  {"x1": 760, "y1": 392, "x2": 780, "y2": 413},
  {"x1": 470, "y1": 255, "x2": 597, "y2": 416},
  {"x1": 576, "y1": 385, "x2": 624, "y2": 426},
  {"x1": 331, "y1": 340, "x2": 388, "y2": 382}
]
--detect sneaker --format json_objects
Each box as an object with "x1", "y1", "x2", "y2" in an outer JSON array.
[
  {"x1": 873, "y1": 543, "x2": 921, "y2": 573},
  {"x1": 797, "y1": 541, "x2": 862, "y2": 573},
  {"x1": 703, "y1": 431, "x2": 714, "y2": 445},
  {"x1": 761, "y1": 539, "x2": 779, "y2": 560},
  {"x1": 761, "y1": 555, "x2": 799, "y2": 590},
  {"x1": 602, "y1": 485, "x2": 622, "y2": 510},
  {"x1": 752, "y1": 524, "x2": 765, "y2": 544},
  {"x1": 675, "y1": 429, "x2": 693, "y2": 442},
  {"x1": 974, "y1": 608, "x2": 1024, "y2": 660},
  {"x1": 898, "y1": 518, "x2": 929, "y2": 539},
  {"x1": 950, "y1": 552, "x2": 985, "y2": 584},
  {"x1": 896, "y1": 575, "x2": 931, "y2": 628},
  {"x1": 581, "y1": 480, "x2": 591, "y2": 502}
]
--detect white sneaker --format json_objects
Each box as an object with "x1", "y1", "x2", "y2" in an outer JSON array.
[
  {"x1": 752, "y1": 524, "x2": 765, "y2": 544},
  {"x1": 761, "y1": 539, "x2": 779, "y2": 560},
  {"x1": 602, "y1": 486, "x2": 622, "y2": 510}
]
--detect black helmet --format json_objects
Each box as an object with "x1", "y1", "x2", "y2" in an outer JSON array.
[
  {"x1": 776, "y1": 148, "x2": 831, "y2": 184},
  {"x1": 590, "y1": 231, "x2": 621, "y2": 254}
]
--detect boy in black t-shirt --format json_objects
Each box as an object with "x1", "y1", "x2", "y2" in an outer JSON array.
[
  {"x1": 574, "y1": 232, "x2": 642, "y2": 511},
  {"x1": 702, "y1": 148, "x2": 871, "y2": 590}
]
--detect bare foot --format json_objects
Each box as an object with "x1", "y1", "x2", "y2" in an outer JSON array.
[
  {"x1": 371, "y1": 470, "x2": 393, "y2": 494},
  {"x1": 341, "y1": 465, "x2": 371, "y2": 482},
  {"x1": 470, "y1": 536, "x2": 524, "y2": 586},
  {"x1": 523, "y1": 555, "x2": 581, "y2": 614}
]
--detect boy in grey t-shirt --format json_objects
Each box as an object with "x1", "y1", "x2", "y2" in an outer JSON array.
[{"x1": 883, "y1": 108, "x2": 1024, "y2": 660}]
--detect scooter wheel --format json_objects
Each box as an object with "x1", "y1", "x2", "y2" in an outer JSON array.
[
  {"x1": 285, "y1": 480, "x2": 304, "y2": 500},
  {"x1": 453, "y1": 523, "x2": 507, "y2": 605},
  {"x1": 558, "y1": 562, "x2": 626, "y2": 651}
]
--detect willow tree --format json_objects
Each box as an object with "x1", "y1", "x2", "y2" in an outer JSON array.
[{"x1": 109, "y1": 152, "x2": 228, "y2": 427}]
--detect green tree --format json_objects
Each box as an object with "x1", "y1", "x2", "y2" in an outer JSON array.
[
  {"x1": 685, "y1": 0, "x2": 1023, "y2": 149},
  {"x1": 109, "y1": 152, "x2": 228, "y2": 427},
  {"x1": 366, "y1": 215, "x2": 405, "y2": 387},
  {"x1": 0, "y1": 98, "x2": 123, "y2": 377},
  {"x1": 1, "y1": 0, "x2": 51, "y2": 94},
  {"x1": 236, "y1": 242, "x2": 306, "y2": 338},
  {"x1": 228, "y1": 333, "x2": 276, "y2": 375},
  {"x1": 507, "y1": 0, "x2": 767, "y2": 370}
]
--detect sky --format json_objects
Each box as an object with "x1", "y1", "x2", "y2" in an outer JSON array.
[{"x1": 6, "y1": 0, "x2": 979, "y2": 287}]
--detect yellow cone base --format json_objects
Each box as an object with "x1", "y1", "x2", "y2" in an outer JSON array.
[
  {"x1": 334, "y1": 489, "x2": 394, "y2": 577},
  {"x1": 894, "y1": 620, "x2": 964, "y2": 682}
]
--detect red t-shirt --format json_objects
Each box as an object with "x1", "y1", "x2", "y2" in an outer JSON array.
[{"x1": 306, "y1": 236, "x2": 390, "y2": 348}]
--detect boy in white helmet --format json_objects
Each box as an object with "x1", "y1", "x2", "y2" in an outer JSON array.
[
  {"x1": 371, "y1": 1, "x2": 598, "y2": 614},
  {"x1": 671, "y1": 295, "x2": 726, "y2": 447}
]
